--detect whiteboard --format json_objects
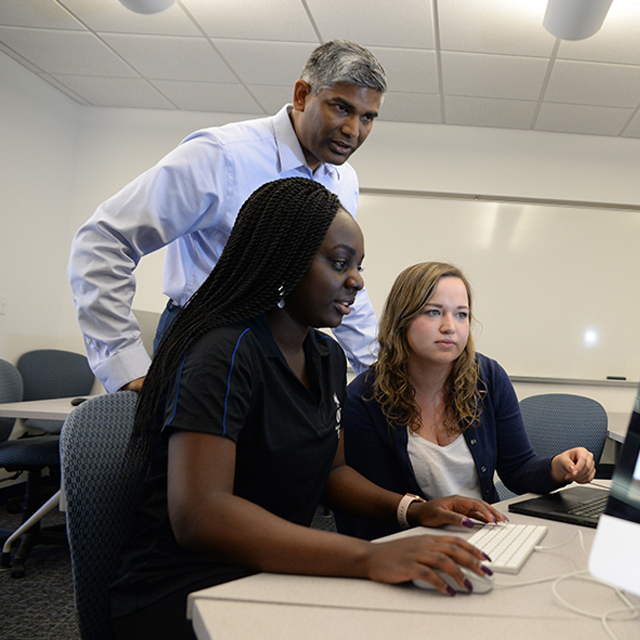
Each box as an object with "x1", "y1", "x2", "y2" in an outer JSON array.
[{"x1": 356, "y1": 192, "x2": 640, "y2": 383}]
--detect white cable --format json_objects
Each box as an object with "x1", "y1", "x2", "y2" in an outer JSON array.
[
  {"x1": 550, "y1": 570, "x2": 638, "y2": 640},
  {"x1": 533, "y1": 529, "x2": 578, "y2": 552}
]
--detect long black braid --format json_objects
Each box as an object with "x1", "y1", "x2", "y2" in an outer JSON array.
[{"x1": 130, "y1": 177, "x2": 343, "y2": 458}]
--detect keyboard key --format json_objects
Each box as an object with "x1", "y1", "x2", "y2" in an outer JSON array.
[{"x1": 467, "y1": 523, "x2": 548, "y2": 574}]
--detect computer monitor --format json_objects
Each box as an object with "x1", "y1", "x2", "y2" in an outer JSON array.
[{"x1": 589, "y1": 388, "x2": 640, "y2": 597}]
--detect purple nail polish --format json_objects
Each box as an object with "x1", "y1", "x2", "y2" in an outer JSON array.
[
  {"x1": 481, "y1": 565, "x2": 493, "y2": 576},
  {"x1": 462, "y1": 518, "x2": 475, "y2": 528},
  {"x1": 482, "y1": 552, "x2": 492, "y2": 562},
  {"x1": 464, "y1": 578, "x2": 474, "y2": 592},
  {"x1": 446, "y1": 585, "x2": 457, "y2": 596}
]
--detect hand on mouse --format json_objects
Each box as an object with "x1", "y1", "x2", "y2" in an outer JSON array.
[{"x1": 363, "y1": 534, "x2": 492, "y2": 596}]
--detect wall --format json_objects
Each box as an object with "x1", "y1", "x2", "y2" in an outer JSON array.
[
  {"x1": 3, "y1": 49, "x2": 640, "y2": 414},
  {"x1": 0, "y1": 53, "x2": 79, "y2": 364}
]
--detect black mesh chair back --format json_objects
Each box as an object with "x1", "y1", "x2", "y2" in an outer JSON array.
[
  {"x1": 0, "y1": 358, "x2": 62, "y2": 577},
  {"x1": 17, "y1": 349, "x2": 94, "y2": 434},
  {"x1": 0, "y1": 358, "x2": 23, "y2": 442},
  {"x1": 60, "y1": 391, "x2": 144, "y2": 640},
  {"x1": 519, "y1": 393, "x2": 608, "y2": 463},
  {"x1": 496, "y1": 393, "x2": 609, "y2": 501}
]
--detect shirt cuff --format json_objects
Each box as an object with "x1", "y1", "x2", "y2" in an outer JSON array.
[{"x1": 93, "y1": 344, "x2": 152, "y2": 393}]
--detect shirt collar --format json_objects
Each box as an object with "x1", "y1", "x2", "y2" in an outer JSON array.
[
  {"x1": 272, "y1": 105, "x2": 339, "y2": 182},
  {"x1": 248, "y1": 313, "x2": 336, "y2": 360}
]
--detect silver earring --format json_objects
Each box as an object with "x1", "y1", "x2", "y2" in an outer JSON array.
[{"x1": 277, "y1": 284, "x2": 286, "y2": 309}]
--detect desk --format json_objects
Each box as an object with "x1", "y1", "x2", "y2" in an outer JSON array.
[
  {"x1": 608, "y1": 411, "x2": 630, "y2": 460},
  {"x1": 0, "y1": 395, "x2": 97, "y2": 548},
  {"x1": 188, "y1": 497, "x2": 640, "y2": 640},
  {"x1": 0, "y1": 396, "x2": 95, "y2": 422}
]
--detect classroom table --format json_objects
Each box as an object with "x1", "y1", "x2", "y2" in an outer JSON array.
[
  {"x1": 188, "y1": 490, "x2": 640, "y2": 640},
  {"x1": 0, "y1": 395, "x2": 95, "y2": 422},
  {"x1": 0, "y1": 395, "x2": 98, "y2": 546},
  {"x1": 608, "y1": 411, "x2": 630, "y2": 460}
]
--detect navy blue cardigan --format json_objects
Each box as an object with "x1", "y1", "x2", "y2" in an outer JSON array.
[{"x1": 337, "y1": 354, "x2": 561, "y2": 540}]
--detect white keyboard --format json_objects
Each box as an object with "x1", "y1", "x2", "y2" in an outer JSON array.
[{"x1": 467, "y1": 523, "x2": 548, "y2": 574}]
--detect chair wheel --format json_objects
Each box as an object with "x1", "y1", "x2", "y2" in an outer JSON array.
[{"x1": 11, "y1": 560, "x2": 25, "y2": 578}]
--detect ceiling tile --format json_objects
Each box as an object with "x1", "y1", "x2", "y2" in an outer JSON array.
[
  {"x1": 535, "y1": 103, "x2": 633, "y2": 136},
  {"x1": 59, "y1": 0, "x2": 200, "y2": 36},
  {"x1": 3, "y1": 0, "x2": 640, "y2": 138},
  {"x1": 305, "y1": 0, "x2": 434, "y2": 49},
  {"x1": 151, "y1": 79, "x2": 265, "y2": 113},
  {"x1": 180, "y1": 0, "x2": 317, "y2": 42},
  {"x1": 557, "y1": 3, "x2": 640, "y2": 65},
  {"x1": 40, "y1": 73, "x2": 91, "y2": 104},
  {"x1": 367, "y1": 47, "x2": 438, "y2": 94},
  {"x1": 0, "y1": 26, "x2": 137, "y2": 76},
  {"x1": 545, "y1": 59, "x2": 640, "y2": 108},
  {"x1": 438, "y1": 0, "x2": 555, "y2": 56},
  {"x1": 441, "y1": 51, "x2": 549, "y2": 101},
  {"x1": 445, "y1": 96, "x2": 537, "y2": 129},
  {"x1": 213, "y1": 40, "x2": 316, "y2": 85},
  {"x1": 620, "y1": 108, "x2": 640, "y2": 138},
  {"x1": 51, "y1": 73, "x2": 176, "y2": 108},
  {"x1": 100, "y1": 33, "x2": 237, "y2": 82},
  {"x1": 0, "y1": 0, "x2": 85, "y2": 30},
  {"x1": 248, "y1": 84, "x2": 296, "y2": 114},
  {"x1": 376, "y1": 92, "x2": 442, "y2": 124},
  {"x1": 0, "y1": 41, "x2": 46, "y2": 74}
]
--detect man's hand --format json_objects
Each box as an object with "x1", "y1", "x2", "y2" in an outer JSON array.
[{"x1": 120, "y1": 376, "x2": 145, "y2": 392}]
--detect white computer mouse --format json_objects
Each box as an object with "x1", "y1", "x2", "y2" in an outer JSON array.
[{"x1": 413, "y1": 566, "x2": 494, "y2": 594}]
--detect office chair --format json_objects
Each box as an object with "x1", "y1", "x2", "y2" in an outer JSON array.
[
  {"x1": 17, "y1": 349, "x2": 94, "y2": 434},
  {"x1": 0, "y1": 358, "x2": 23, "y2": 441},
  {"x1": 496, "y1": 393, "x2": 609, "y2": 501},
  {"x1": 0, "y1": 359, "x2": 65, "y2": 577},
  {"x1": 60, "y1": 391, "x2": 144, "y2": 640}
]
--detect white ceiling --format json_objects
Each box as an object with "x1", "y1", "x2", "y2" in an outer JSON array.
[{"x1": 3, "y1": 0, "x2": 640, "y2": 138}]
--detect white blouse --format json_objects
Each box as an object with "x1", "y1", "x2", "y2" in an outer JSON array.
[{"x1": 407, "y1": 428, "x2": 483, "y2": 500}]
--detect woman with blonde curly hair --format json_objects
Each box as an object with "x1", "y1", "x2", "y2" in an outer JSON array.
[{"x1": 337, "y1": 262, "x2": 595, "y2": 541}]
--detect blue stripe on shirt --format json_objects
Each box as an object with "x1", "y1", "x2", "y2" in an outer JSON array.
[{"x1": 222, "y1": 328, "x2": 251, "y2": 436}]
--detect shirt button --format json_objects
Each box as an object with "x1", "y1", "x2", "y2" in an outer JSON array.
[
  {"x1": 469, "y1": 439, "x2": 477, "y2": 445},
  {"x1": 480, "y1": 466, "x2": 487, "y2": 473}
]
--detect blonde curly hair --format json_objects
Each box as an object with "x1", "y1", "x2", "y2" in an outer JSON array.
[{"x1": 372, "y1": 262, "x2": 484, "y2": 434}]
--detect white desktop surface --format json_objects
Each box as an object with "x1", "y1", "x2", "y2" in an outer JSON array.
[
  {"x1": 608, "y1": 411, "x2": 630, "y2": 444},
  {"x1": 188, "y1": 497, "x2": 640, "y2": 640},
  {"x1": 0, "y1": 396, "x2": 97, "y2": 421},
  {"x1": 0, "y1": 394, "x2": 99, "y2": 513}
]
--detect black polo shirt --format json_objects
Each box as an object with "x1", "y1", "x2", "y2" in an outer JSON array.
[{"x1": 111, "y1": 314, "x2": 346, "y2": 617}]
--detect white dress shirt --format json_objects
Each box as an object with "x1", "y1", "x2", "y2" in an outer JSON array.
[{"x1": 68, "y1": 105, "x2": 378, "y2": 392}]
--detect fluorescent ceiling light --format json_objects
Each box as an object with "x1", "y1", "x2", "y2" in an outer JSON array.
[
  {"x1": 543, "y1": 0, "x2": 613, "y2": 40},
  {"x1": 118, "y1": 0, "x2": 175, "y2": 14}
]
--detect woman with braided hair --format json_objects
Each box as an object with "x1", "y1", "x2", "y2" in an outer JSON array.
[{"x1": 110, "y1": 178, "x2": 492, "y2": 640}]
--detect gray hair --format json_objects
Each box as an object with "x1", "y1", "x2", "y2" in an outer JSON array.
[{"x1": 300, "y1": 40, "x2": 387, "y2": 96}]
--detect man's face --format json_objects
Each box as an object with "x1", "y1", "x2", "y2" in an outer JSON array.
[{"x1": 292, "y1": 81, "x2": 382, "y2": 171}]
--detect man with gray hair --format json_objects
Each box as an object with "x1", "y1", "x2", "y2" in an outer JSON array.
[{"x1": 68, "y1": 40, "x2": 387, "y2": 394}]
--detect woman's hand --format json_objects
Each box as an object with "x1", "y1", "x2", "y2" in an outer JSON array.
[
  {"x1": 551, "y1": 447, "x2": 595, "y2": 484},
  {"x1": 411, "y1": 495, "x2": 507, "y2": 529},
  {"x1": 364, "y1": 533, "x2": 492, "y2": 595}
]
